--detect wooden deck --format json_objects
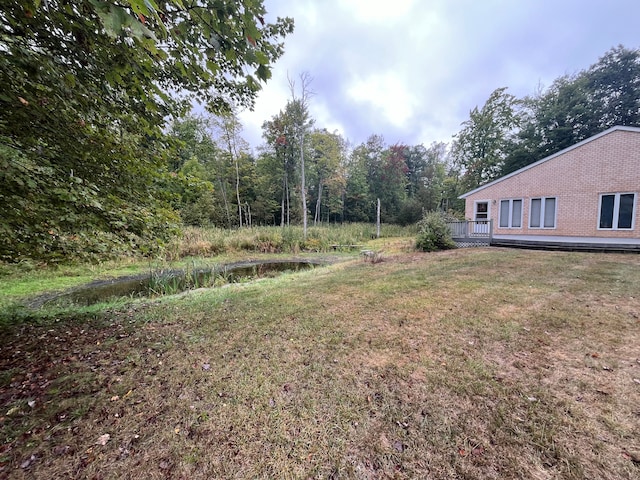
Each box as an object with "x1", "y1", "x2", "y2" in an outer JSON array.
[
  {"x1": 448, "y1": 221, "x2": 640, "y2": 253},
  {"x1": 491, "y1": 235, "x2": 640, "y2": 253}
]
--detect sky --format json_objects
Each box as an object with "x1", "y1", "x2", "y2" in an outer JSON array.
[{"x1": 236, "y1": 0, "x2": 640, "y2": 152}]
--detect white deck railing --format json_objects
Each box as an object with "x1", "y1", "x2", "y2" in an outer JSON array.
[{"x1": 447, "y1": 220, "x2": 493, "y2": 240}]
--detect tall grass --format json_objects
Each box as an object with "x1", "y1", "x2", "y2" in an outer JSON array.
[{"x1": 167, "y1": 223, "x2": 418, "y2": 259}]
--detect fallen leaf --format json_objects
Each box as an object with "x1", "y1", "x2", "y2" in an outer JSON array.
[
  {"x1": 20, "y1": 455, "x2": 36, "y2": 469},
  {"x1": 28, "y1": 400, "x2": 36, "y2": 408},
  {"x1": 53, "y1": 445, "x2": 72, "y2": 456},
  {"x1": 393, "y1": 440, "x2": 404, "y2": 452},
  {"x1": 96, "y1": 434, "x2": 110, "y2": 446},
  {"x1": 472, "y1": 446, "x2": 485, "y2": 456},
  {"x1": 202, "y1": 363, "x2": 210, "y2": 371}
]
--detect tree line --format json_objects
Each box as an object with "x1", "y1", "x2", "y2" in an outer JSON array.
[
  {"x1": 1, "y1": 0, "x2": 638, "y2": 263},
  {"x1": 169, "y1": 45, "x2": 640, "y2": 232},
  {"x1": 168, "y1": 110, "x2": 454, "y2": 229}
]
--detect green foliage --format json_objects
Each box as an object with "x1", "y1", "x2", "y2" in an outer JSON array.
[
  {"x1": 503, "y1": 46, "x2": 640, "y2": 175},
  {"x1": 416, "y1": 212, "x2": 456, "y2": 252},
  {"x1": 451, "y1": 87, "x2": 521, "y2": 191},
  {"x1": 0, "y1": 1, "x2": 293, "y2": 263},
  {"x1": 308, "y1": 129, "x2": 348, "y2": 224}
]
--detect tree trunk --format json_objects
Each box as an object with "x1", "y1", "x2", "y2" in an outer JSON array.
[
  {"x1": 235, "y1": 157, "x2": 242, "y2": 227},
  {"x1": 376, "y1": 198, "x2": 381, "y2": 238},
  {"x1": 280, "y1": 176, "x2": 286, "y2": 228},
  {"x1": 219, "y1": 179, "x2": 231, "y2": 227},
  {"x1": 246, "y1": 202, "x2": 252, "y2": 228},
  {"x1": 300, "y1": 133, "x2": 307, "y2": 237},
  {"x1": 314, "y1": 179, "x2": 323, "y2": 226}
]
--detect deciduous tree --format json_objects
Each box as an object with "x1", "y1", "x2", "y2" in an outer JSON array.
[
  {"x1": 0, "y1": 0, "x2": 293, "y2": 261},
  {"x1": 451, "y1": 87, "x2": 520, "y2": 191}
]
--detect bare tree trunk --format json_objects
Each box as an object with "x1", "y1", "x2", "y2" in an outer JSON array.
[
  {"x1": 235, "y1": 157, "x2": 242, "y2": 227},
  {"x1": 300, "y1": 132, "x2": 307, "y2": 235},
  {"x1": 314, "y1": 179, "x2": 323, "y2": 226},
  {"x1": 285, "y1": 174, "x2": 290, "y2": 226},
  {"x1": 376, "y1": 198, "x2": 381, "y2": 238},
  {"x1": 280, "y1": 175, "x2": 285, "y2": 228},
  {"x1": 289, "y1": 72, "x2": 314, "y2": 239},
  {"x1": 245, "y1": 202, "x2": 252, "y2": 228},
  {"x1": 219, "y1": 179, "x2": 231, "y2": 227},
  {"x1": 215, "y1": 110, "x2": 247, "y2": 228}
]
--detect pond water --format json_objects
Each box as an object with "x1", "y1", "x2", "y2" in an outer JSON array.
[{"x1": 29, "y1": 259, "x2": 323, "y2": 308}]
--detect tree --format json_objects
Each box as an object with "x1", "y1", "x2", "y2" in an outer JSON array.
[
  {"x1": 586, "y1": 46, "x2": 640, "y2": 132},
  {"x1": 212, "y1": 109, "x2": 250, "y2": 227},
  {"x1": 396, "y1": 142, "x2": 450, "y2": 224},
  {"x1": 261, "y1": 109, "x2": 298, "y2": 226},
  {"x1": 288, "y1": 73, "x2": 314, "y2": 238},
  {"x1": 343, "y1": 148, "x2": 372, "y2": 223},
  {"x1": 451, "y1": 87, "x2": 521, "y2": 191},
  {"x1": 167, "y1": 114, "x2": 230, "y2": 226},
  {"x1": 308, "y1": 129, "x2": 347, "y2": 224},
  {"x1": 0, "y1": 1, "x2": 293, "y2": 261},
  {"x1": 503, "y1": 46, "x2": 640, "y2": 175},
  {"x1": 379, "y1": 144, "x2": 409, "y2": 223}
]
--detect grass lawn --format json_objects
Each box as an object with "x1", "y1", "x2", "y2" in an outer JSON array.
[{"x1": 1, "y1": 247, "x2": 639, "y2": 479}]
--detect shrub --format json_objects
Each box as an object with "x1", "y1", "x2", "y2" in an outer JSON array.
[{"x1": 416, "y1": 211, "x2": 456, "y2": 252}]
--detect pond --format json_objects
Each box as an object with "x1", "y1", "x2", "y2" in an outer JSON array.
[{"x1": 28, "y1": 259, "x2": 325, "y2": 308}]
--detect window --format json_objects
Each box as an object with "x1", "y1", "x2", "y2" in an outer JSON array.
[
  {"x1": 499, "y1": 199, "x2": 522, "y2": 228},
  {"x1": 529, "y1": 197, "x2": 556, "y2": 229},
  {"x1": 599, "y1": 193, "x2": 636, "y2": 230}
]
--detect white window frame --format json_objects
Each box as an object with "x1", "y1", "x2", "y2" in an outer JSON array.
[
  {"x1": 529, "y1": 197, "x2": 557, "y2": 229},
  {"x1": 597, "y1": 192, "x2": 637, "y2": 230},
  {"x1": 499, "y1": 198, "x2": 523, "y2": 229}
]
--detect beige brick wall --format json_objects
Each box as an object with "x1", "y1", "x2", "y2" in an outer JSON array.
[{"x1": 463, "y1": 129, "x2": 640, "y2": 238}]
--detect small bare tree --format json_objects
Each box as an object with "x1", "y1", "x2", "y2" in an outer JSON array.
[
  {"x1": 288, "y1": 72, "x2": 314, "y2": 239},
  {"x1": 213, "y1": 108, "x2": 249, "y2": 227}
]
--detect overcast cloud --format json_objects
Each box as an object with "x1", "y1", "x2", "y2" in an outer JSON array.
[{"x1": 237, "y1": 0, "x2": 640, "y2": 151}]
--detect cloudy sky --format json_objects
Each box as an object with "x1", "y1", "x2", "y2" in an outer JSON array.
[{"x1": 237, "y1": 0, "x2": 640, "y2": 151}]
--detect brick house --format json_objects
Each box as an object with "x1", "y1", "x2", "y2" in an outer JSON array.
[{"x1": 457, "y1": 125, "x2": 640, "y2": 251}]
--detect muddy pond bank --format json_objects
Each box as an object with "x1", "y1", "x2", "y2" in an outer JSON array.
[{"x1": 26, "y1": 258, "x2": 334, "y2": 308}]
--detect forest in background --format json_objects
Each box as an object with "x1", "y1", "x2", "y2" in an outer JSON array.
[
  {"x1": 164, "y1": 45, "x2": 640, "y2": 231},
  {"x1": 1, "y1": 1, "x2": 639, "y2": 263}
]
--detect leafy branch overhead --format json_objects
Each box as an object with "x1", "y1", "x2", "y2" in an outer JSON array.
[{"x1": 15, "y1": 1, "x2": 294, "y2": 114}]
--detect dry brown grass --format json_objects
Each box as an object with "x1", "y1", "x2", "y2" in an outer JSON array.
[{"x1": 1, "y1": 248, "x2": 639, "y2": 479}]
